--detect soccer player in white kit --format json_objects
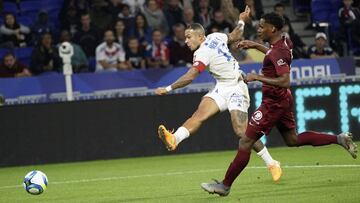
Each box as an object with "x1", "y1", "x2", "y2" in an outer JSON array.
[{"x1": 155, "y1": 6, "x2": 282, "y2": 181}]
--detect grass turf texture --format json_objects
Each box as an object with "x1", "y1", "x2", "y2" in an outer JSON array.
[{"x1": 0, "y1": 143, "x2": 359, "y2": 203}]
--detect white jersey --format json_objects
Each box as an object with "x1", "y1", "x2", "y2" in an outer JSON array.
[
  {"x1": 193, "y1": 32, "x2": 241, "y2": 85},
  {"x1": 95, "y1": 42, "x2": 125, "y2": 71}
]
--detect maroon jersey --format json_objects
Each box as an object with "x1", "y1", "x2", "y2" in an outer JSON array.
[{"x1": 261, "y1": 37, "x2": 293, "y2": 100}]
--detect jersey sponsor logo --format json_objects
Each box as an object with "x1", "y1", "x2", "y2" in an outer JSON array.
[{"x1": 277, "y1": 59, "x2": 286, "y2": 66}]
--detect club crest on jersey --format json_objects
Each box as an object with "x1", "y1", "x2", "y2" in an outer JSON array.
[
  {"x1": 277, "y1": 59, "x2": 286, "y2": 66},
  {"x1": 253, "y1": 110, "x2": 262, "y2": 121}
]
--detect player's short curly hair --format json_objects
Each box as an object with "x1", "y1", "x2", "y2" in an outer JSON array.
[
  {"x1": 262, "y1": 12, "x2": 284, "y2": 31},
  {"x1": 186, "y1": 23, "x2": 205, "y2": 35}
]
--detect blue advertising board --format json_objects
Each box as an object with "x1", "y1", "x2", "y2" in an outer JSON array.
[{"x1": 0, "y1": 57, "x2": 356, "y2": 105}]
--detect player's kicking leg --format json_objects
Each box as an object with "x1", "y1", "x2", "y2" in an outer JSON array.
[
  {"x1": 230, "y1": 110, "x2": 282, "y2": 181},
  {"x1": 281, "y1": 129, "x2": 358, "y2": 159},
  {"x1": 158, "y1": 97, "x2": 219, "y2": 151}
]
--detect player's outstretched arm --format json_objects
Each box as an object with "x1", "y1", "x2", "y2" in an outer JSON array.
[
  {"x1": 228, "y1": 5, "x2": 251, "y2": 44},
  {"x1": 155, "y1": 67, "x2": 200, "y2": 95},
  {"x1": 246, "y1": 72, "x2": 290, "y2": 88},
  {"x1": 237, "y1": 40, "x2": 269, "y2": 54}
]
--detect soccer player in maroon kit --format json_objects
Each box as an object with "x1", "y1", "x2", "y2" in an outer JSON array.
[{"x1": 201, "y1": 12, "x2": 358, "y2": 196}]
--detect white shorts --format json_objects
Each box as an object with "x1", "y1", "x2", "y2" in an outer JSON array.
[{"x1": 204, "y1": 80, "x2": 250, "y2": 112}]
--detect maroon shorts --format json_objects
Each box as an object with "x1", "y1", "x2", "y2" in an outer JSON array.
[{"x1": 245, "y1": 96, "x2": 296, "y2": 140}]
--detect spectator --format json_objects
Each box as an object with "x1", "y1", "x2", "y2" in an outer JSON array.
[
  {"x1": 145, "y1": 29, "x2": 170, "y2": 68},
  {"x1": 58, "y1": 30, "x2": 89, "y2": 73},
  {"x1": 59, "y1": 5, "x2": 79, "y2": 35},
  {"x1": 113, "y1": 19, "x2": 128, "y2": 49},
  {"x1": 207, "y1": 10, "x2": 233, "y2": 34},
  {"x1": 274, "y1": 3, "x2": 295, "y2": 35},
  {"x1": 242, "y1": 34, "x2": 267, "y2": 63},
  {"x1": 123, "y1": 0, "x2": 145, "y2": 15},
  {"x1": 31, "y1": 10, "x2": 56, "y2": 46},
  {"x1": 0, "y1": 52, "x2": 32, "y2": 77},
  {"x1": 182, "y1": 7, "x2": 196, "y2": 26},
  {"x1": 30, "y1": 33, "x2": 62, "y2": 75},
  {"x1": 282, "y1": 24, "x2": 307, "y2": 59},
  {"x1": 118, "y1": 4, "x2": 136, "y2": 34},
  {"x1": 141, "y1": 0, "x2": 169, "y2": 36},
  {"x1": 243, "y1": 0, "x2": 262, "y2": 39},
  {"x1": 130, "y1": 13, "x2": 153, "y2": 48},
  {"x1": 308, "y1": 32, "x2": 337, "y2": 59},
  {"x1": 228, "y1": 37, "x2": 254, "y2": 64},
  {"x1": 89, "y1": 1, "x2": 113, "y2": 31},
  {"x1": 0, "y1": 13, "x2": 31, "y2": 47},
  {"x1": 107, "y1": 0, "x2": 125, "y2": 20},
  {"x1": 125, "y1": 37, "x2": 146, "y2": 69},
  {"x1": 194, "y1": 0, "x2": 213, "y2": 28},
  {"x1": 168, "y1": 23, "x2": 192, "y2": 66},
  {"x1": 61, "y1": 0, "x2": 91, "y2": 14},
  {"x1": 339, "y1": 0, "x2": 360, "y2": 49},
  {"x1": 237, "y1": 0, "x2": 264, "y2": 20},
  {"x1": 95, "y1": 30, "x2": 129, "y2": 72},
  {"x1": 221, "y1": 0, "x2": 240, "y2": 27},
  {"x1": 164, "y1": 0, "x2": 183, "y2": 35},
  {"x1": 73, "y1": 13, "x2": 101, "y2": 57}
]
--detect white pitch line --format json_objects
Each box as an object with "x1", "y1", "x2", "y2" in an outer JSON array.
[{"x1": 1, "y1": 164, "x2": 359, "y2": 190}]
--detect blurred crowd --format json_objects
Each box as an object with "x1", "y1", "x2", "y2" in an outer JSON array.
[{"x1": 0, "y1": 0, "x2": 359, "y2": 78}]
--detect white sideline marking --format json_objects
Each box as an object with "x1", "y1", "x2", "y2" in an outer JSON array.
[{"x1": 1, "y1": 164, "x2": 359, "y2": 190}]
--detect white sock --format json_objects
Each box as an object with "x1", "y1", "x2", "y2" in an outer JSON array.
[
  {"x1": 257, "y1": 146, "x2": 275, "y2": 166},
  {"x1": 174, "y1": 126, "x2": 190, "y2": 145}
]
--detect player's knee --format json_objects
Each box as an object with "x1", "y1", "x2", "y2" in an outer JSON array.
[
  {"x1": 238, "y1": 135, "x2": 254, "y2": 150},
  {"x1": 233, "y1": 125, "x2": 246, "y2": 138}
]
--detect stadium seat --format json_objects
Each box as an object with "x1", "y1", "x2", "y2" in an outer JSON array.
[
  {"x1": 3, "y1": 2, "x2": 18, "y2": 14},
  {"x1": 88, "y1": 58, "x2": 96, "y2": 72},
  {"x1": 17, "y1": 16, "x2": 33, "y2": 27},
  {"x1": 0, "y1": 48, "x2": 10, "y2": 59},
  {"x1": 292, "y1": 0, "x2": 311, "y2": 14},
  {"x1": 311, "y1": 0, "x2": 332, "y2": 23},
  {"x1": 19, "y1": 1, "x2": 42, "y2": 17},
  {"x1": 14, "y1": 47, "x2": 34, "y2": 65}
]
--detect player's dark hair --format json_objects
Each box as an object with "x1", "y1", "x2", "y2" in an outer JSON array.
[
  {"x1": 262, "y1": 12, "x2": 284, "y2": 31},
  {"x1": 186, "y1": 23, "x2": 205, "y2": 35}
]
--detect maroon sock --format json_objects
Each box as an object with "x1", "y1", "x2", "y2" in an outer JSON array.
[
  {"x1": 296, "y1": 131, "x2": 338, "y2": 146},
  {"x1": 222, "y1": 149, "x2": 250, "y2": 187}
]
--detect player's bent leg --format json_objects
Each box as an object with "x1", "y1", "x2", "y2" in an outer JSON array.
[
  {"x1": 281, "y1": 129, "x2": 358, "y2": 159},
  {"x1": 231, "y1": 110, "x2": 282, "y2": 182}
]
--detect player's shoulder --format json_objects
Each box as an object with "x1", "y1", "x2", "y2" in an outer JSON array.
[{"x1": 207, "y1": 32, "x2": 228, "y2": 42}]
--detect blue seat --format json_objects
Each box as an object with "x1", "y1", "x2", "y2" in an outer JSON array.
[
  {"x1": 88, "y1": 57, "x2": 96, "y2": 72},
  {"x1": 3, "y1": 2, "x2": 18, "y2": 14},
  {"x1": 0, "y1": 48, "x2": 11, "y2": 59},
  {"x1": 19, "y1": 1, "x2": 42, "y2": 16},
  {"x1": 17, "y1": 16, "x2": 33, "y2": 27},
  {"x1": 293, "y1": 0, "x2": 311, "y2": 14},
  {"x1": 311, "y1": 0, "x2": 332, "y2": 23},
  {"x1": 14, "y1": 47, "x2": 34, "y2": 65}
]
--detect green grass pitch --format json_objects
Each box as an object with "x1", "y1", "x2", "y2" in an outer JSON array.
[{"x1": 0, "y1": 143, "x2": 359, "y2": 203}]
